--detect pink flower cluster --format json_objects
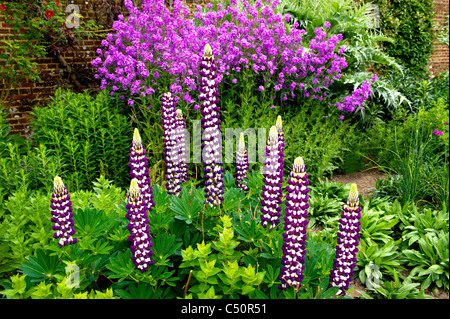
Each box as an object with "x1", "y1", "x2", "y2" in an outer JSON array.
[
  {"x1": 335, "y1": 78, "x2": 375, "y2": 113},
  {"x1": 92, "y1": 0, "x2": 370, "y2": 112}
]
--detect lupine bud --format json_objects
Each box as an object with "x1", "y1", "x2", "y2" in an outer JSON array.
[
  {"x1": 50, "y1": 176, "x2": 77, "y2": 247},
  {"x1": 235, "y1": 132, "x2": 249, "y2": 191},
  {"x1": 329, "y1": 183, "x2": 362, "y2": 296},
  {"x1": 126, "y1": 178, "x2": 155, "y2": 272},
  {"x1": 129, "y1": 128, "x2": 155, "y2": 211},
  {"x1": 199, "y1": 44, "x2": 224, "y2": 207},
  {"x1": 279, "y1": 157, "x2": 310, "y2": 291},
  {"x1": 276, "y1": 115, "x2": 285, "y2": 176},
  {"x1": 176, "y1": 109, "x2": 189, "y2": 184},
  {"x1": 260, "y1": 126, "x2": 283, "y2": 230},
  {"x1": 161, "y1": 92, "x2": 182, "y2": 195}
]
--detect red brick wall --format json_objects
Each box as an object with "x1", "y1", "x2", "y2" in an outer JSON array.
[
  {"x1": 1, "y1": 0, "x2": 449, "y2": 139},
  {"x1": 0, "y1": 0, "x2": 114, "y2": 138},
  {"x1": 429, "y1": 0, "x2": 449, "y2": 75}
]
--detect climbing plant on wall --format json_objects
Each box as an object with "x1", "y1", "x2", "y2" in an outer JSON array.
[{"x1": 369, "y1": 0, "x2": 435, "y2": 78}]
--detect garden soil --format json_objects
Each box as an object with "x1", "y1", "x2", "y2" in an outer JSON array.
[{"x1": 329, "y1": 168, "x2": 386, "y2": 199}]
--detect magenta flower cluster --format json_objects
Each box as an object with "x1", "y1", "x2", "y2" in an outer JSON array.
[
  {"x1": 335, "y1": 77, "x2": 376, "y2": 113},
  {"x1": 91, "y1": 0, "x2": 372, "y2": 113}
]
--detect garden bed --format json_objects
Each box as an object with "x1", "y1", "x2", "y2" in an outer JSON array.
[{"x1": 0, "y1": 0, "x2": 448, "y2": 301}]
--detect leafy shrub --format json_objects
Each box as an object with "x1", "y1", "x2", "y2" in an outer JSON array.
[
  {"x1": 30, "y1": 88, "x2": 131, "y2": 190},
  {"x1": 371, "y1": 0, "x2": 435, "y2": 78}
]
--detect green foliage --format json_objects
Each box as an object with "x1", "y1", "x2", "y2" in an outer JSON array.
[
  {"x1": 370, "y1": 0, "x2": 435, "y2": 78},
  {"x1": 30, "y1": 88, "x2": 131, "y2": 191},
  {"x1": 403, "y1": 231, "x2": 449, "y2": 291},
  {"x1": 369, "y1": 99, "x2": 449, "y2": 210},
  {"x1": 360, "y1": 270, "x2": 432, "y2": 299}
]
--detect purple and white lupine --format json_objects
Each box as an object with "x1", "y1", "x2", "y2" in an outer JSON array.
[
  {"x1": 161, "y1": 92, "x2": 182, "y2": 196},
  {"x1": 279, "y1": 157, "x2": 310, "y2": 291},
  {"x1": 125, "y1": 178, "x2": 155, "y2": 272},
  {"x1": 175, "y1": 109, "x2": 189, "y2": 184},
  {"x1": 129, "y1": 128, "x2": 155, "y2": 211},
  {"x1": 235, "y1": 132, "x2": 249, "y2": 191},
  {"x1": 260, "y1": 126, "x2": 283, "y2": 230},
  {"x1": 50, "y1": 176, "x2": 77, "y2": 247},
  {"x1": 276, "y1": 115, "x2": 285, "y2": 178},
  {"x1": 199, "y1": 43, "x2": 224, "y2": 207},
  {"x1": 329, "y1": 183, "x2": 362, "y2": 296}
]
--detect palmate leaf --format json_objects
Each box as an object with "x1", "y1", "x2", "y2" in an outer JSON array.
[
  {"x1": 115, "y1": 282, "x2": 164, "y2": 299},
  {"x1": 105, "y1": 250, "x2": 135, "y2": 282},
  {"x1": 73, "y1": 207, "x2": 114, "y2": 238},
  {"x1": 19, "y1": 248, "x2": 65, "y2": 283},
  {"x1": 169, "y1": 187, "x2": 202, "y2": 225},
  {"x1": 151, "y1": 233, "x2": 182, "y2": 267}
]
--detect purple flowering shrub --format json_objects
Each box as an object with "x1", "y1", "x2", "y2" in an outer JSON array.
[{"x1": 92, "y1": 0, "x2": 374, "y2": 115}]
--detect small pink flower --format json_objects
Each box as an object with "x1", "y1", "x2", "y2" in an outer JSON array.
[
  {"x1": 270, "y1": 105, "x2": 276, "y2": 109},
  {"x1": 194, "y1": 104, "x2": 200, "y2": 111},
  {"x1": 232, "y1": 78, "x2": 237, "y2": 84},
  {"x1": 432, "y1": 130, "x2": 443, "y2": 136},
  {"x1": 339, "y1": 115, "x2": 345, "y2": 121},
  {"x1": 444, "y1": 122, "x2": 449, "y2": 125},
  {"x1": 324, "y1": 21, "x2": 331, "y2": 29},
  {"x1": 371, "y1": 74, "x2": 378, "y2": 82}
]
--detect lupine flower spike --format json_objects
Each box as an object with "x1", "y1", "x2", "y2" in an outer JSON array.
[
  {"x1": 50, "y1": 176, "x2": 77, "y2": 247},
  {"x1": 176, "y1": 109, "x2": 189, "y2": 184},
  {"x1": 276, "y1": 115, "x2": 285, "y2": 178},
  {"x1": 235, "y1": 132, "x2": 249, "y2": 191},
  {"x1": 129, "y1": 128, "x2": 155, "y2": 211},
  {"x1": 260, "y1": 126, "x2": 283, "y2": 230},
  {"x1": 329, "y1": 183, "x2": 362, "y2": 296},
  {"x1": 279, "y1": 157, "x2": 310, "y2": 291},
  {"x1": 199, "y1": 43, "x2": 224, "y2": 207},
  {"x1": 126, "y1": 178, "x2": 155, "y2": 272},
  {"x1": 161, "y1": 92, "x2": 182, "y2": 195}
]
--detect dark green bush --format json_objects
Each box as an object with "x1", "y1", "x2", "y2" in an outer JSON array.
[{"x1": 370, "y1": 0, "x2": 435, "y2": 78}]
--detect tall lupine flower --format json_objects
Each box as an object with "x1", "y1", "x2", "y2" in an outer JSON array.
[
  {"x1": 235, "y1": 132, "x2": 249, "y2": 191},
  {"x1": 199, "y1": 43, "x2": 224, "y2": 207},
  {"x1": 279, "y1": 157, "x2": 310, "y2": 291},
  {"x1": 129, "y1": 128, "x2": 155, "y2": 211},
  {"x1": 276, "y1": 115, "x2": 285, "y2": 178},
  {"x1": 260, "y1": 126, "x2": 283, "y2": 230},
  {"x1": 161, "y1": 92, "x2": 182, "y2": 195},
  {"x1": 329, "y1": 183, "x2": 362, "y2": 296},
  {"x1": 175, "y1": 109, "x2": 189, "y2": 184},
  {"x1": 50, "y1": 176, "x2": 77, "y2": 247},
  {"x1": 126, "y1": 178, "x2": 155, "y2": 272}
]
